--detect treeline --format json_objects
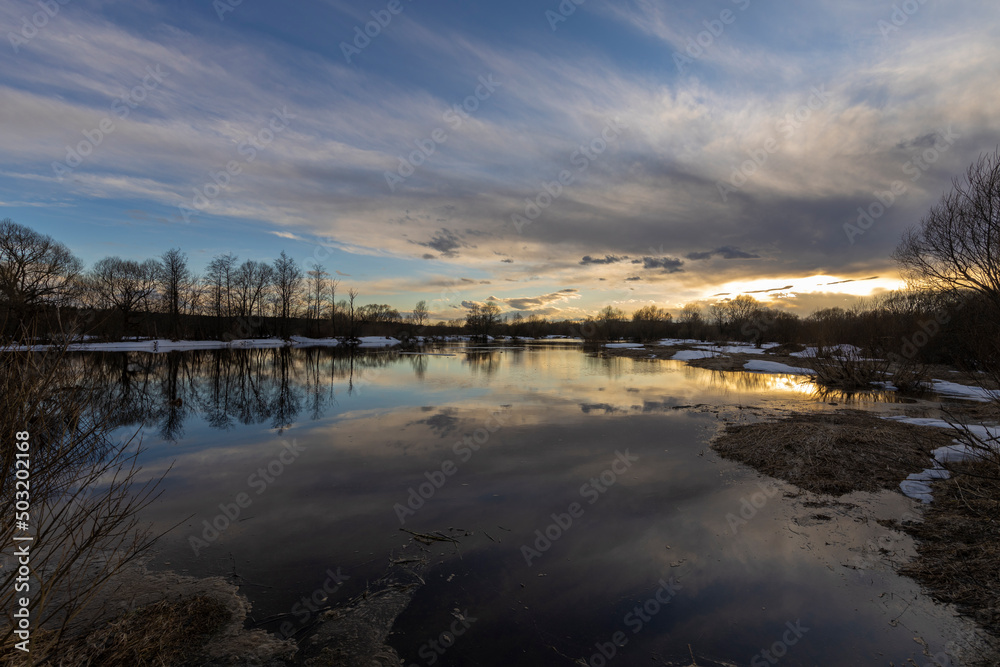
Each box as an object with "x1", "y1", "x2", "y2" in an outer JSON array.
[
  {"x1": 569, "y1": 290, "x2": 990, "y2": 367},
  {"x1": 5, "y1": 136, "x2": 1000, "y2": 371},
  {"x1": 0, "y1": 218, "x2": 431, "y2": 342}
]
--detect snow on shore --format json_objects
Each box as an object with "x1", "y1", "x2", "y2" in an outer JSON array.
[
  {"x1": 672, "y1": 350, "x2": 716, "y2": 361},
  {"x1": 692, "y1": 343, "x2": 770, "y2": 355},
  {"x1": 884, "y1": 415, "x2": 1000, "y2": 502},
  {"x1": 8, "y1": 336, "x2": 403, "y2": 353},
  {"x1": 743, "y1": 360, "x2": 816, "y2": 376},
  {"x1": 929, "y1": 379, "x2": 1000, "y2": 402}
]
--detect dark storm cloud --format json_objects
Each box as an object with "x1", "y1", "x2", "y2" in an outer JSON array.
[
  {"x1": 413, "y1": 228, "x2": 468, "y2": 258},
  {"x1": 823, "y1": 276, "x2": 879, "y2": 286},
  {"x1": 631, "y1": 256, "x2": 684, "y2": 273},
  {"x1": 580, "y1": 255, "x2": 627, "y2": 265},
  {"x1": 686, "y1": 246, "x2": 760, "y2": 260},
  {"x1": 744, "y1": 285, "x2": 793, "y2": 294}
]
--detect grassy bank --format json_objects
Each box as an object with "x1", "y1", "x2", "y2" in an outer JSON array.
[{"x1": 711, "y1": 409, "x2": 1000, "y2": 659}]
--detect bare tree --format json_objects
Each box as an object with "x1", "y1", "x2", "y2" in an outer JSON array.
[
  {"x1": 346, "y1": 288, "x2": 359, "y2": 339},
  {"x1": 158, "y1": 248, "x2": 190, "y2": 337},
  {"x1": 679, "y1": 304, "x2": 702, "y2": 325},
  {"x1": 631, "y1": 304, "x2": 672, "y2": 341},
  {"x1": 0, "y1": 219, "x2": 83, "y2": 338},
  {"x1": 893, "y1": 148, "x2": 1000, "y2": 316},
  {"x1": 204, "y1": 253, "x2": 238, "y2": 320},
  {"x1": 328, "y1": 278, "x2": 340, "y2": 336},
  {"x1": 411, "y1": 300, "x2": 428, "y2": 327},
  {"x1": 678, "y1": 303, "x2": 703, "y2": 339},
  {"x1": 272, "y1": 251, "x2": 303, "y2": 337},
  {"x1": 90, "y1": 257, "x2": 159, "y2": 338},
  {"x1": 598, "y1": 305, "x2": 626, "y2": 341},
  {"x1": 465, "y1": 301, "x2": 501, "y2": 340},
  {"x1": 232, "y1": 260, "x2": 273, "y2": 319},
  {"x1": 306, "y1": 263, "x2": 329, "y2": 336}
]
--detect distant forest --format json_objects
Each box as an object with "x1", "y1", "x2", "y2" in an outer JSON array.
[{"x1": 2, "y1": 150, "x2": 999, "y2": 368}]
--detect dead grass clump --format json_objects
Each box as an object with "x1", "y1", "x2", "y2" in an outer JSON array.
[
  {"x1": 73, "y1": 595, "x2": 232, "y2": 666},
  {"x1": 899, "y1": 460, "x2": 1000, "y2": 639},
  {"x1": 712, "y1": 410, "x2": 957, "y2": 496},
  {"x1": 0, "y1": 594, "x2": 233, "y2": 667},
  {"x1": 684, "y1": 353, "x2": 748, "y2": 372},
  {"x1": 765, "y1": 342, "x2": 806, "y2": 356},
  {"x1": 810, "y1": 351, "x2": 891, "y2": 390}
]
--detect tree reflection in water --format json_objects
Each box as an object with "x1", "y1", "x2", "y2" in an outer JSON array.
[{"x1": 74, "y1": 347, "x2": 411, "y2": 442}]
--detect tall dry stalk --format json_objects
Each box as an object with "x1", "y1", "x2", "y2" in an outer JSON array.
[{"x1": 1, "y1": 338, "x2": 166, "y2": 662}]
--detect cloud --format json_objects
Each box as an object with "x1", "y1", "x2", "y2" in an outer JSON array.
[
  {"x1": 743, "y1": 285, "x2": 793, "y2": 294},
  {"x1": 413, "y1": 228, "x2": 469, "y2": 258},
  {"x1": 686, "y1": 246, "x2": 760, "y2": 260},
  {"x1": 823, "y1": 276, "x2": 879, "y2": 286},
  {"x1": 631, "y1": 257, "x2": 684, "y2": 273},
  {"x1": 269, "y1": 230, "x2": 306, "y2": 242},
  {"x1": 2, "y1": 0, "x2": 999, "y2": 314},
  {"x1": 580, "y1": 254, "x2": 627, "y2": 265},
  {"x1": 491, "y1": 288, "x2": 580, "y2": 311}
]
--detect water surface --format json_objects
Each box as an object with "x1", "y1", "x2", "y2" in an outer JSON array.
[{"x1": 84, "y1": 343, "x2": 975, "y2": 666}]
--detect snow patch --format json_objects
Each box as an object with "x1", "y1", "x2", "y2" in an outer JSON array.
[
  {"x1": 883, "y1": 415, "x2": 1000, "y2": 503},
  {"x1": 743, "y1": 360, "x2": 816, "y2": 376},
  {"x1": 693, "y1": 344, "x2": 769, "y2": 355},
  {"x1": 672, "y1": 350, "x2": 717, "y2": 361},
  {"x1": 929, "y1": 379, "x2": 1000, "y2": 402}
]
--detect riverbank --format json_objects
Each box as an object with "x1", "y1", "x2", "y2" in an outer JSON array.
[
  {"x1": 711, "y1": 409, "x2": 1000, "y2": 657},
  {"x1": 595, "y1": 339, "x2": 1000, "y2": 656}
]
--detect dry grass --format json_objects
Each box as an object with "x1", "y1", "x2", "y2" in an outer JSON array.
[
  {"x1": 809, "y1": 347, "x2": 930, "y2": 392},
  {"x1": 63, "y1": 595, "x2": 231, "y2": 666},
  {"x1": 714, "y1": 408, "x2": 1000, "y2": 649},
  {"x1": 711, "y1": 410, "x2": 957, "y2": 496},
  {"x1": 898, "y1": 460, "x2": 1000, "y2": 639},
  {"x1": 0, "y1": 338, "x2": 166, "y2": 661}
]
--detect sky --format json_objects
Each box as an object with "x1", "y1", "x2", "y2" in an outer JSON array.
[{"x1": 2, "y1": 0, "x2": 999, "y2": 322}]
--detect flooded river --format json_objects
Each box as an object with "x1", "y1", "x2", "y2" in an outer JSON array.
[{"x1": 83, "y1": 342, "x2": 976, "y2": 666}]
